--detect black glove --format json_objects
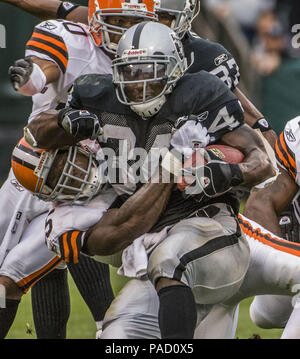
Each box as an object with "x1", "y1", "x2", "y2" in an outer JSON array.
[
  {"x1": 278, "y1": 204, "x2": 300, "y2": 243},
  {"x1": 182, "y1": 151, "x2": 244, "y2": 198},
  {"x1": 8, "y1": 57, "x2": 33, "y2": 91},
  {"x1": 58, "y1": 107, "x2": 103, "y2": 140}
]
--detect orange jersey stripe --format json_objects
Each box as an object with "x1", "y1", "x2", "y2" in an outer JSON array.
[
  {"x1": 30, "y1": 31, "x2": 68, "y2": 54},
  {"x1": 70, "y1": 231, "x2": 80, "y2": 264},
  {"x1": 275, "y1": 140, "x2": 296, "y2": 179},
  {"x1": 62, "y1": 232, "x2": 70, "y2": 262},
  {"x1": 238, "y1": 215, "x2": 300, "y2": 257},
  {"x1": 279, "y1": 132, "x2": 296, "y2": 171},
  {"x1": 16, "y1": 256, "x2": 62, "y2": 293},
  {"x1": 26, "y1": 40, "x2": 68, "y2": 70}
]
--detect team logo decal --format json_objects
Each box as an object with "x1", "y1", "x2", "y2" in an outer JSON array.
[
  {"x1": 123, "y1": 49, "x2": 148, "y2": 57},
  {"x1": 40, "y1": 21, "x2": 57, "y2": 31},
  {"x1": 208, "y1": 148, "x2": 225, "y2": 159},
  {"x1": 214, "y1": 53, "x2": 228, "y2": 66},
  {"x1": 79, "y1": 110, "x2": 90, "y2": 116},
  {"x1": 196, "y1": 111, "x2": 209, "y2": 122},
  {"x1": 122, "y1": 0, "x2": 146, "y2": 10},
  {"x1": 258, "y1": 118, "x2": 269, "y2": 129},
  {"x1": 200, "y1": 176, "x2": 210, "y2": 188},
  {"x1": 191, "y1": 140, "x2": 202, "y2": 149},
  {"x1": 10, "y1": 179, "x2": 25, "y2": 192},
  {"x1": 285, "y1": 129, "x2": 296, "y2": 142},
  {"x1": 279, "y1": 216, "x2": 291, "y2": 225},
  {"x1": 63, "y1": 2, "x2": 75, "y2": 10}
]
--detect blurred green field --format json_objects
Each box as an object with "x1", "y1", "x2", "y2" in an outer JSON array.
[{"x1": 6, "y1": 266, "x2": 283, "y2": 340}]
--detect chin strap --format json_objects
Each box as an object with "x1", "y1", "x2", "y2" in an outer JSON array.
[{"x1": 130, "y1": 95, "x2": 167, "y2": 118}]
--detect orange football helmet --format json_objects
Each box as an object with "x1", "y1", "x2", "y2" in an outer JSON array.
[
  {"x1": 88, "y1": 0, "x2": 157, "y2": 52},
  {"x1": 11, "y1": 137, "x2": 102, "y2": 204}
]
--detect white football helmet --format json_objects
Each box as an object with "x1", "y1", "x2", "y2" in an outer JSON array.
[
  {"x1": 155, "y1": 0, "x2": 200, "y2": 39},
  {"x1": 112, "y1": 22, "x2": 188, "y2": 117},
  {"x1": 11, "y1": 138, "x2": 103, "y2": 204}
]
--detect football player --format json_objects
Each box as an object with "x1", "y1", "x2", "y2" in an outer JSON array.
[
  {"x1": 1, "y1": 0, "x2": 157, "y2": 339},
  {"x1": 242, "y1": 116, "x2": 300, "y2": 339},
  {"x1": 26, "y1": 22, "x2": 274, "y2": 339},
  {"x1": 10, "y1": 139, "x2": 174, "y2": 263},
  {"x1": 1, "y1": 0, "x2": 278, "y2": 148},
  {"x1": 1, "y1": 0, "x2": 274, "y2": 339}
]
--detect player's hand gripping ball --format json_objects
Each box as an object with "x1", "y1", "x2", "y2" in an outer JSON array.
[{"x1": 178, "y1": 144, "x2": 245, "y2": 199}]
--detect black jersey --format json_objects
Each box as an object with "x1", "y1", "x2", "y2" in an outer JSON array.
[
  {"x1": 183, "y1": 32, "x2": 240, "y2": 91},
  {"x1": 69, "y1": 71, "x2": 244, "y2": 230}
]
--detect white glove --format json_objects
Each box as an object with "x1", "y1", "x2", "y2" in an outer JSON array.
[{"x1": 170, "y1": 116, "x2": 210, "y2": 157}]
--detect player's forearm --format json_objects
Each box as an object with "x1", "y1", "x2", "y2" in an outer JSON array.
[
  {"x1": 233, "y1": 87, "x2": 277, "y2": 149},
  {"x1": 244, "y1": 171, "x2": 299, "y2": 235},
  {"x1": 2, "y1": 0, "x2": 61, "y2": 19},
  {"x1": 116, "y1": 172, "x2": 174, "y2": 221},
  {"x1": 233, "y1": 88, "x2": 263, "y2": 127},
  {"x1": 25, "y1": 111, "x2": 76, "y2": 148},
  {"x1": 85, "y1": 177, "x2": 174, "y2": 256},
  {"x1": 222, "y1": 124, "x2": 276, "y2": 188},
  {"x1": 65, "y1": 5, "x2": 88, "y2": 23},
  {"x1": 238, "y1": 148, "x2": 274, "y2": 188},
  {"x1": 1, "y1": 0, "x2": 88, "y2": 22},
  {"x1": 244, "y1": 191, "x2": 282, "y2": 236}
]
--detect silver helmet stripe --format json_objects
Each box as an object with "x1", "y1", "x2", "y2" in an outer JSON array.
[{"x1": 132, "y1": 21, "x2": 148, "y2": 49}]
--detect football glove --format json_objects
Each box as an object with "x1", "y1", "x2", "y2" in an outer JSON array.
[
  {"x1": 278, "y1": 204, "x2": 300, "y2": 243},
  {"x1": 170, "y1": 114, "x2": 210, "y2": 157},
  {"x1": 182, "y1": 150, "x2": 244, "y2": 198},
  {"x1": 8, "y1": 57, "x2": 33, "y2": 91},
  {"x1": 58, "y1": 107, "x2": 103, "y2": 140}
]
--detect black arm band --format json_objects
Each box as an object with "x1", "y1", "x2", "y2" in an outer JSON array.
[
  {"x1": 56, "y1": 2, "x2": 80, "y2": 19},
  {"x1": 252, "y1": 118, "x2": 273, "y2": 132}
]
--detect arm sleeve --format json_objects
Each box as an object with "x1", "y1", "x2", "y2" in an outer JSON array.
[{"x1": 25, "y1": 20, "x2": 69, "y2": 74}]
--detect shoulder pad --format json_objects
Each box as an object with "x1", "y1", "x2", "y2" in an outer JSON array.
[
  {"x1": 70, "y1": 74, "x2": 130, "y2": 114},
  {"x1": 25, "y1": 20, "x2": 69, "y2": 73},
  {"x1": 275, "y1": 116, "x2": 300, "y2": 180},
  {"x1": 183, "y1": 34, "x2": 240, "y2": 90},
  {"x1": 169, "y1": 71, "x2": 236, "y2": 113}
]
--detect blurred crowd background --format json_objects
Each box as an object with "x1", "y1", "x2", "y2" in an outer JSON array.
[{"x1": 0, "y1": 0, "x2": 300, "y2": 180}]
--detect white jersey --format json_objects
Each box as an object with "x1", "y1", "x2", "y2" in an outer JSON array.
[
  {"x1": 0, "y1": 20, "x2": 113, "y2": 290},
  {"x1": 25, "y1": 19, "x2": 112, "y2": 122},
  {"x1": 274, "y1": 116, "x2": 300, "y2": 223},
  {"x1": 45, "y1": 187, "x2": 117, "y2": 261}
]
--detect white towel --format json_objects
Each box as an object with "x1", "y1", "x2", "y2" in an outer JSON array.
[{"x1": 118, "y1": 226, "x2": 171, "y2": 278}]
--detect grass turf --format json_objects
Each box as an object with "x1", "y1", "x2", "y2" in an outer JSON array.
[{"x1": 6, "y1": 267, "x2": 283, "y2": 340}]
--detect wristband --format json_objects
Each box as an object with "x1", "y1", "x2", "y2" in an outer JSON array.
[
  {"x1": 56, "y1": 2, "x2": 80, "y2": 19},
  {"x1": 252, "y1": 118, "x2": 272, "y2": 132},
  {"x1": 18, "y1": 63, "x2": 47, "y2": 96}
]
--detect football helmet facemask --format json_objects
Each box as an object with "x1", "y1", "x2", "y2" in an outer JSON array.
[
  {"x1": 112, "y1": 22, "x2": 188, "y2": 117},
  {"x1": 88, "y1": 0, "x2": 157, "y2": 53},
  {"x1": 154, "y1": 0, "x2": 200, "y2": 39},
  {"x1": 11, "y1": 137, "x2": 102, "y2": 204}
]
